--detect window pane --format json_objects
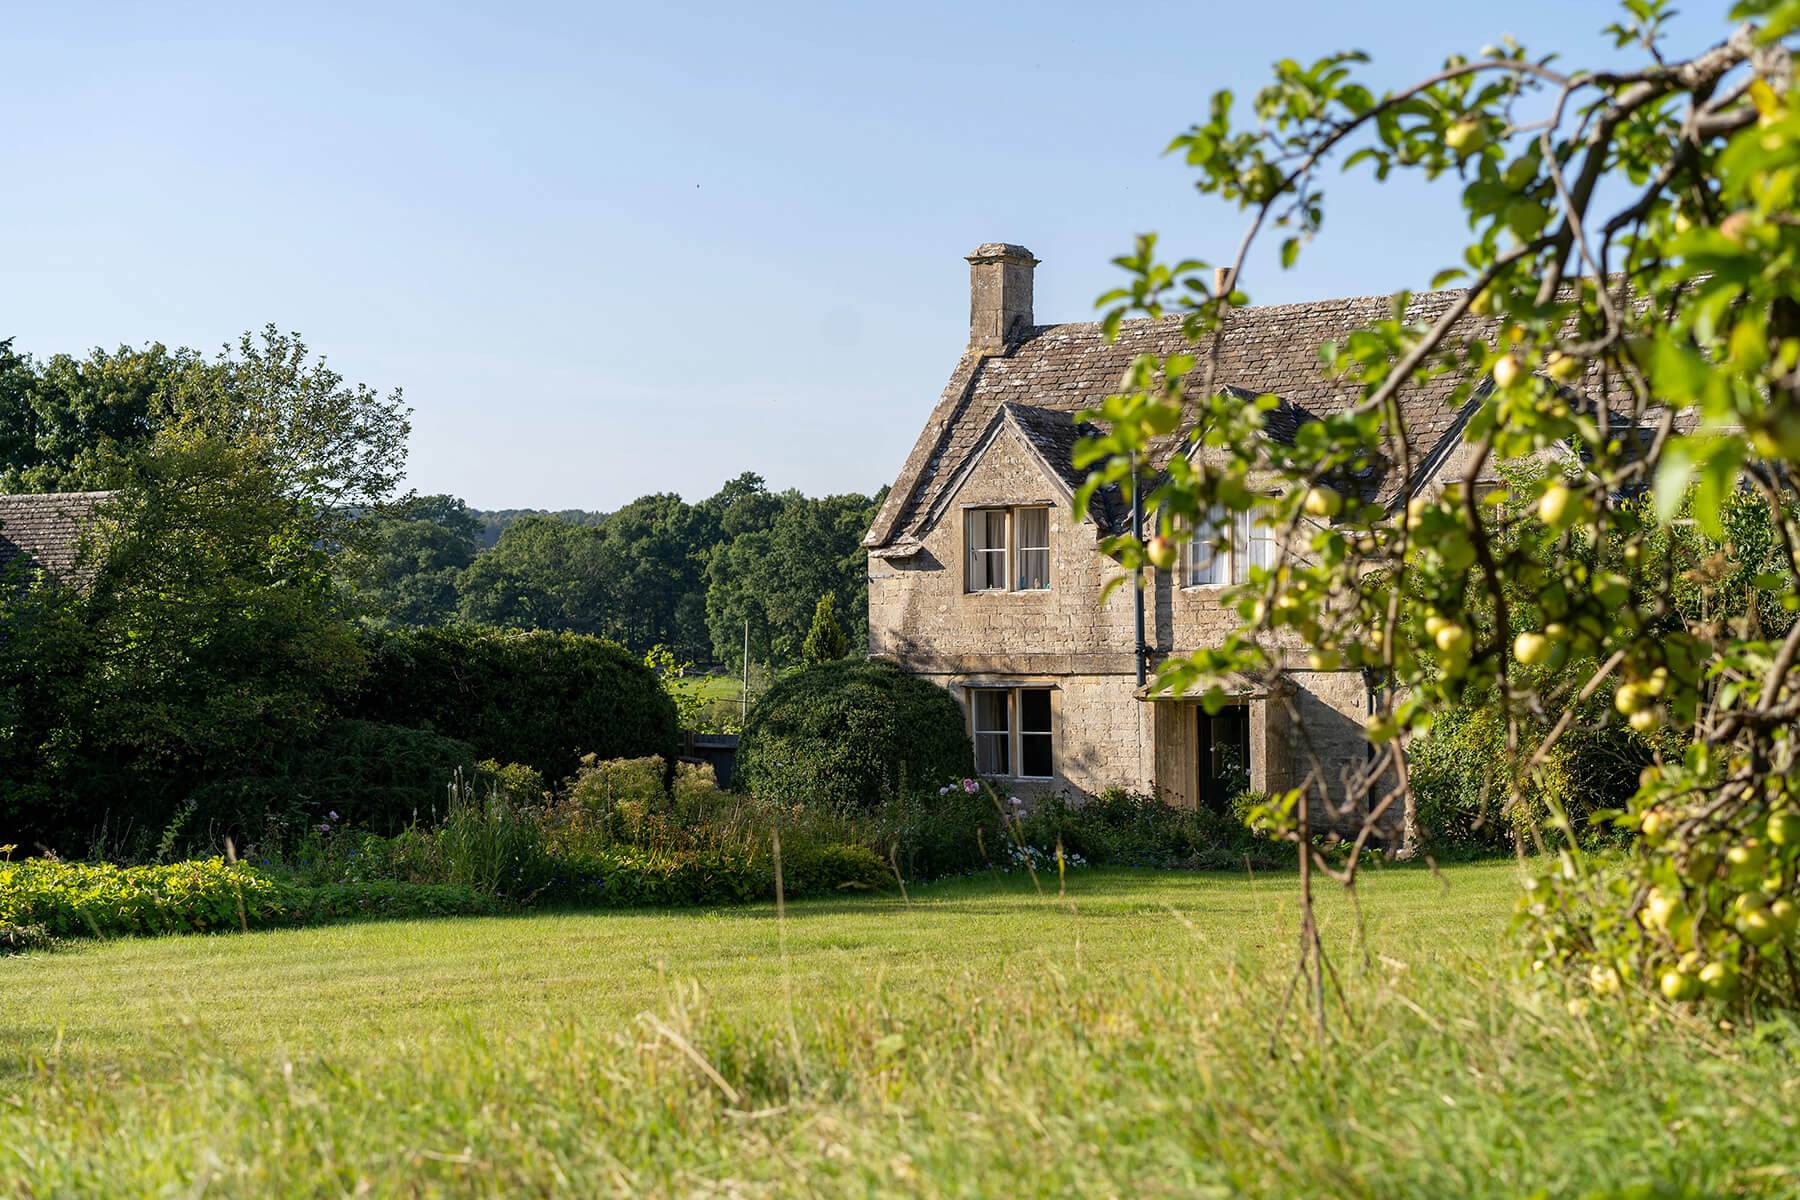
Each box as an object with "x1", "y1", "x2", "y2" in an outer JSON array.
[
  {"x1": 1016, "y1": 508, "x2": 1048, "y2": 548},
  {"x1": 1019, "y1": 688, "x2": 1051, "y2": 733},
  {"x1": 1015, "y1": 509, "x2": 1049, "y2": 589},
  {"x1": 1236, "y1": 507, "x2": 1276, "y2": 574},
  {"x1": 977, "y1": 732, "x2": 1011, "y2": 775},
  {"x1": 967, "y1": 510, "x2": 1007, "y2": 590},
  {"x1": 1020, "y1": 734, "x2": 1052, "y2": 778},
  {"x1": 972, "y1": 689, "x2": 1010, "y2": 733},
  {"x1": 1016, "y1": 548, "x2": 1048, "y2": 590},
  {"x1": 1187, "y1": 504, "x2": 1230, "y2": 585},
  {"x1": 1019, "y1": 688, "x2": 1053, "y2": 778}
]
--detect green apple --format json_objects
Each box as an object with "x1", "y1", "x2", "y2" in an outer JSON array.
[
  {"x1": 1659, "y1": 968, "x2": 1701, "y2": 1002},
  {"x1": 1767, "y1": 810, "x2": 1800, "y2": 847},
  {"x1": 1145, "y1": 535, "x2": 1178, "y2": 571},
  {"x1": 1445, "y1": 118, "x2": 1488, "y2": 155},
  {"x1": 1303, "y1": 486, "x2": 1343, "y2": 519},
  {"x1": 1770, "y1": 898, "x2": 1799, "y2": 941},
  {"x1": 1425, "y1": 614, "x2": 1449, "y2": 639},
  {"x1": 1726, "y1": 841, "x2": 1769, "y2": 883},
  {"x1": 1739, "y1": 906, "x2": 1781, "y2": 945},
  {"x1": 1588, "y1": 964, "x2": 1622, "y2": 996},
  {"x1": 1545, "y1": 352, "x2": 1584, "y2": 384},
  {"x1": 1492, "y1": 353, "x2": 1524, "y2": 389},
  {"x1": 1615, "y1": 683, "x2": 1648, "y2": 715},
  {"x1": 1515, "y1": 632, "x2": 1552, "y2": 666},
  {"x1": 1698, "y1": 961, "x2": 1739, "y2": 1001},
  {"x1": 1629, "y1": 707, "x2": 1662, "y2": 734},
  {"x1": 1436, "y1": 624, "x2": 1473, "y2": 656},
  {"x1": 1406, "y1": 496, "x2": 1431, "y2": 531},
  {"x1": 1539, "y1": 483, "x2": 1574, "y2": 527},
  {"x1": 1640, "y1": 808, "x2": 1672, "y2": 843}
]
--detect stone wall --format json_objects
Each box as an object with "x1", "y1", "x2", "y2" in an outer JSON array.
[{"x1": 868, "y1": 422, "x2": 1384, "y2": 829}]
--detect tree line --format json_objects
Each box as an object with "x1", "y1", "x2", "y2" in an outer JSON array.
[{"x1": 1, "y1": 335, "x2": 883, "y2": 669}]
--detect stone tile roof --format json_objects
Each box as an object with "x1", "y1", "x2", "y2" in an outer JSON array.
[
  {"x1": 866, "y1": 288, "x2": 1483, "y2": 548},
  {"x1": 999, "y1": 403, "x2": 1126, "y2": 532},
  {"x1": 0, "y1": 491, "x2": 114, "y2": 586}
]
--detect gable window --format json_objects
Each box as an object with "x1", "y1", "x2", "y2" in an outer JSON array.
[
  {"x1": 970, "y1": 686, "x2": 1055, "y2": 779},
  {"x1": 1183, "y1": 504, "x2": 1278, "y2": 587},
  {"x1": 964, "y1": 507, "x2": 1052, "y2": 592}
]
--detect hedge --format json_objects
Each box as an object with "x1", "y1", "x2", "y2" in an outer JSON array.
[{"x1": 351, "y1": 626, "x2": 679, "y2": 785}]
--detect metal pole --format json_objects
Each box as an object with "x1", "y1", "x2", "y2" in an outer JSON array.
[
  {"x1": 742, "y1": 617, "x2": 750, "y2": 721},
  {"x1": 1133, "y1": 457, "x2": 1147, "y2": 687}
]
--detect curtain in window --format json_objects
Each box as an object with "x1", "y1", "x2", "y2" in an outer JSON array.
[
  {"x1": 972, "y1": 690, "x2": 1011, "y2": 774},
  {"x1": 1014, "y1": 508, "x2": 1050, "y2": 590},
  {"x1": 1238, "y1": 506, "x2": 1276, "y2": 574},
  {"x1": 1186, "y1": 503, "x2": 1231, "y2": 585},
  {"x1": 966, "y1": 509, "x2": 1007, "y2": 591}
]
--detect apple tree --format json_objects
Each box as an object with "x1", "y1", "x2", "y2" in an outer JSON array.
[{"x1": 1075, "y1": 1, "x2": 1800, "y2": 1012}]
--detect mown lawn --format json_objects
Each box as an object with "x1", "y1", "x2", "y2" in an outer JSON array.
[{"x1": 4, "y1": 862, "x2": 1797, "y2": 1197}]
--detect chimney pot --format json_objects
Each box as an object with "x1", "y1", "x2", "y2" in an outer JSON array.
[{"x1": 966, "y1": 243, "x2": 1039, "y2": 354}]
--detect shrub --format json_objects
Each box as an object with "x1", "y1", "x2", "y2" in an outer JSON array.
[
  {"x1": 190, "y1": 719, "x2": 480, "y2": 840},
  {"x1": 352, "y1": 626, "x2": 678, "y2": 784},
  {"x1": 0, "y1": 856, "x2": 494, "y2": 941},
  {"x1": 1406, "y1": 706, "x2": 1644, "y2": 854},
  {"x1": 565, "y1": 755, "x2": 670, "y2": 844},
  {"x1": 1019, "y1": 788, "x2": 1297, "y2": 872},
  {"x1": 735, "y1": 660, "x2": 973, "y2": 809}
]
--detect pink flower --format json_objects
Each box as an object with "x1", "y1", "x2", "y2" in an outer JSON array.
[{"x1": 962, "y1": 779, "x2": 980, "y2": 794}]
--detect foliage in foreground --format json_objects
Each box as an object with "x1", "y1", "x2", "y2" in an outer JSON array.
[{"x1": 1074, "y1": 2, "x2": 1800, "y2": 1010}]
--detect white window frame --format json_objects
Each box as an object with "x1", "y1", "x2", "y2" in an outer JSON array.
[
  {"x1": 968, "y1": 686, "x2": 1055, "y2": 780},
  {"x1": 1014, "y1": 507, "x2": 1050, "y2": 591},
  {"x1": 964, "y1": 506, "x2": 1053, "y2": 593}
]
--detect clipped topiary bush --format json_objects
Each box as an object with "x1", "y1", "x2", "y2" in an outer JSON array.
[
  {"x1": 351, "y1": 626, "x2": 678, "y2": 784},
  {"x1": 735, "y1": 659, "x2": 973, "y2": 809}
]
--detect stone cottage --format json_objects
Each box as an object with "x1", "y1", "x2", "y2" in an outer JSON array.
[{"x1": 863, "y1": 244, "x2": 1499, "y2": 816}]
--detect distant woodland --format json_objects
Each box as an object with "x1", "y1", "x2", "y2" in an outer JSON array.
[{"x1": 361, "y1": 476, "x2": 886, "y2": 665}]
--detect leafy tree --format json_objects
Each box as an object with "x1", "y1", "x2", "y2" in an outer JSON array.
[
  {"x1": 802, "y1": 593, "x2": 849, "y2": 665},
  {"x1": 0, "y1": 328, "x2": 411, "y2": 849},
  {"x1": 457, "y1": 514, "x2": 616, "y2": 635},
  {"x1": 1075, "y1": 3, "x2": 1800, "y2": 1011},
  {"x1": 0, "y1": 341, "x2": 192, "y2": 493},
  {"x1": 705, "y1": 489, "x2": 884, "y2": 665},
  {"x1": 350, "y1": 494, "x2": 482, "y2": 626}
]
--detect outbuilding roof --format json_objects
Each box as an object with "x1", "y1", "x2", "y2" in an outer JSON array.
[{"x1": 0, "y1": 491, "x2": 114, "y2": 586}]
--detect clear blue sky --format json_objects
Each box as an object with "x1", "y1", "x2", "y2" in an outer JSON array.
[{"x1": 6, "y1": 0, "x2": 1722, "y2": 511}]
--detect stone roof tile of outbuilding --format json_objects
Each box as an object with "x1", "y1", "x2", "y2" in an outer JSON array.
[{"x1": 0, "y1": 491, "x2": 114, "y2": 585}]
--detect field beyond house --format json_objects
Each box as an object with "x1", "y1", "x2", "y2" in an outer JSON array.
[{"x1": 4, "y1": 863, "x2": 1797, "y2": 1198}]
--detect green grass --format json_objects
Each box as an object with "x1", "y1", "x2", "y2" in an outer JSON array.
[
  {"x1": 4, "y1": 862, "x2": 1798, "y2": 1197},
  {"x1": 671, "y1": 673, "x2": 750, "y2": 704}
]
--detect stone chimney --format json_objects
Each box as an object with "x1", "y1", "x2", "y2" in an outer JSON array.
[{"x1": 966, "y1": 243, "x2": 1039, "y2": 354}]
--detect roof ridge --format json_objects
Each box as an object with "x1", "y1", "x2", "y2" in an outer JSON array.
[{"x1": 1014, "y1": 284, "x2": 1474, "y2": 340}]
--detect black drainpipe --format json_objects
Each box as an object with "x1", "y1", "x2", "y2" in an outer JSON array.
[{"x1": 1133, "y1": 459, "x2": 1147, "y2": 687}]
